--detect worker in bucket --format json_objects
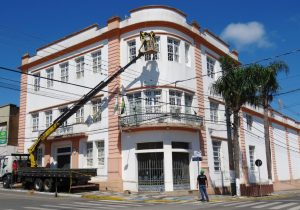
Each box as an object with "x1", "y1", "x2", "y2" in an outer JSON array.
[{"x1": 197, "y1": 169, "x2": 209, "y2": 202}]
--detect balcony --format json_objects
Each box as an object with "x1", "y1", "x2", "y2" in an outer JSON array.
[
  {"x1": 38, "y1": 125, "x2": 74, "y2": 137},
  {"x1": 120, "y1": 112, "x2": 203, "y2": 129}
]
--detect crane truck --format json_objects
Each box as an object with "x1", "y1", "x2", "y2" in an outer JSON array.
[{"x1": 0, "y1": 31, "x2": 157, "y2": 192}]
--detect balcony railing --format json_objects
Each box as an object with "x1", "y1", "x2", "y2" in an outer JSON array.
[
  {"x1": 38, "y1": 125, "x2": 73, "y2": 136},
  {"x1": 120, "y1": 112, "x2": 203, "y2": 128}
]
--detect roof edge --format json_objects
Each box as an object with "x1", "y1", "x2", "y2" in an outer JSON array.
[{"x1": 130, "y1": 5, "x2": 187, "y2": 17}]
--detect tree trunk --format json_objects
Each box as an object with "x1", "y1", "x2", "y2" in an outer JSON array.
[
  {"x1": 263, "y1": 100, "x2": 273, "y2": 183},
  {"x1": 225, "y1": 106, "x2": 235, "y2": 195},
  {"x1": 233, "y1": 110, "x2": 241, "y2": 196}
]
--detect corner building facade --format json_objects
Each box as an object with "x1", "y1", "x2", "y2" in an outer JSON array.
[{"x1": 18, "y1": 6, "x2": 300, "y2": 193}]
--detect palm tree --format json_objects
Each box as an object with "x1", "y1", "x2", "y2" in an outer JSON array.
[
  {"x1": 212, "y1": 56, "x2": 257, "y2": 196},
  {"x1": 252, "y1": 61, "x2": 288, "y2": 184}
]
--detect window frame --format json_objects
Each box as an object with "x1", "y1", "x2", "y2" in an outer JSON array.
[
  {"x1": 167, "y1": 38, "x2": 180, "y2": 62},
  {"x1": 92, "y1": 99, "x2": 102, "y2": 122},
  {"x1": 144, "y1": 90, "x2": 162, "y2": 113},
  {"x1": 210, "y1": 101, "x2": 219, "y2": 123},
  {"x1": 75, "y1": 56, "x2": 85, "y2": 79},
  {"x1": 86, "y1": 142, "x2": 93, "y2": 167},
  {"x1": 96, "y1": 141, "x2": 105, "y2": 167},
  {"x1": 60, "y1": 62, "x2": 69, "y2": 82},
  {"x1": 32, "y1": 113, "x2": 39, "y2": 132},
  {"x1": 75, "y1": 107, "x2": 84, "y2": 123},
  {"x1": 45, "y1": 110, "x2": 53, "y2": 128},
  {"x1": 91, "y1": 50, "x2": 102, "y2": 73},
  {"x1": 34, "y1": 73, "x2": 40, "y2": 91},
  {"x1": 128, "y1": 40, "x2": 136, "y2": 62},
  {"x1": 207, "y1": 56, "x2": 216, "y2": 79},
  {"x1": 169, "y1": 90, "x2": 182, "y2": 113},
  {"x1": 246, "y1": 114, "x2": 253, "y2": 130},
  {"x1": 46, "y1": 68, "x2": 54, "y2": 88},
  {"x1": 249, "y1": 145, "x2": 255, "y2": 171},
  {"x1": 185, "y1": 43, "x2": 190, "y2": 64},
  {"x1": 212, "y1": 140, "x2": 222, "y2": 172}
]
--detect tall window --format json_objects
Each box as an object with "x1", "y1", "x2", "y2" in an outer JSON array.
[
  {"x1": 32, "y1": 113, "x2": 39, "y2": 131},
  {"x1": 144, "y1": 90, "x2": 161, "y2": 113},
  {"x1": 145, "y1": 37, "x2": 160, "y2": 61},
  {"x1": 127, "y1": 92, "x2": 142, "y2": 114},
  {"x1": 212, "y1": 141, "x2": 221, "y2": 171},
  {"x1": 167, "y1": 38, "x2": 179, "y2": 62},
  {"x1": 184, "y1": 94, "x2": 193, "y2": 114},
  {"x1": 185, "y1": 43, "x2": 190, "y2": 64},
  {"x1": 86, "y1": 142, "x2": 93, "y2": 167},
  {"x1": 249, "y1": 146, "x2": 255, "y2": 171},
  {"x1": 76, "y1": 107, "x2": 84, "y2": 123},
  {"x1": 207, "y1": 56, "x2": 215, "y2": 78},
  {"x1": 75, "y1": 57, "x2": 84, "y2": 78},
  {"x1": 97, "y1": 141, "x2": 105, "y2": 167},
  {"x1": 169, "y1": 90, "x2": 182, "y2": 113},
  {"x1": 45, "y1": 110, "x2": 53, "y2": 128},
  {"x1": 36, "y1": 147, "x2": 43, "y2": 167},
  {"x1": 210, "y1": 102, "x2": 219, "y2": 123},
  {"x1": 46, "y1": 68, "x2": 54, "y2": 87},
  {"x1": 128, "y1": 40, "x2": 136, "y2": 62},
  {"x1": 92, "y1": 99, "x2": 102, "y2": 122},
  {"x1": 92, "y1": 51, "x2": 101, "y2": 73},
  {"x1": 59, "y1": 107, "x2": 68, "y2": 127},
  {"x1": 34, "y1": 73, "x2": 40, "y2": 91},
  {"x1": 246, "y1": 114, "x2": 253, "y2": 130},
  {"x1": 60, "y1": 62, "x2": 69, "y2": 82}
]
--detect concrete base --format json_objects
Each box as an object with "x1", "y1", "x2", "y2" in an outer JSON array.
[
  {"x1": 273, "y1": 179, "x2": 300, "y2": 191},
  {"x1": 98, "y1": 180, "x2": 123, "y2": 192}
]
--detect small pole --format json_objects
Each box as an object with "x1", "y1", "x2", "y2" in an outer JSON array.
[
  {"x1": 258, "y1": 166, "x2": 262, "y2": 197},
  {"x1": 55, "y1": 177, "x2": 58, "y2": 197}
]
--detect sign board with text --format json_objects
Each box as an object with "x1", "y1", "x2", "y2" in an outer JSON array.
[{"x1": 0, "y1": 126, "x2": 7, "y2": 145}]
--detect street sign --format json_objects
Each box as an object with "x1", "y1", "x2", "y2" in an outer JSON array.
[
  {"x1": 193, "y1": 151, "x2": 201, "y2": 157},
  {"x1": 255, "y1": 159, "x2": 262, "y2": 167},
  {"x1": 192, "y1": 156, "x2": 202, "y2": 161}
]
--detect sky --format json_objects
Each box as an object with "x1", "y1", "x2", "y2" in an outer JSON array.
[{"x1": 0, "y1": 0, "x2": 299, "y2": 121}]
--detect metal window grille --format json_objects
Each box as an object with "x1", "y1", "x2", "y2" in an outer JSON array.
[
  {"x1": 212, "y1": 141, "x2": 221, "y2": 171},
  {"x1": 92, "y1": 51, "x2": 102, "y2": 73},
  {"x1": 173, "y1": 152, "x2": 190, "y2": 190},
  {"x1": 75, "y1": 57, "x2": 84, "y2": 78},
  {"x1": 249, "y1": 146, "x2": 255, "y2": 171},
  {"x1": 207, "y1": 57, "x2": 215, "y2": 78},
  {"x1": 46, "y1": 68, "x2": 54, "y2": 87},
  {"x1": 169, "y1": 90, "x2": 182, "y2": 113},
  {"x1": 60, "y1": 62, "x2": 69, "y2": 82}
]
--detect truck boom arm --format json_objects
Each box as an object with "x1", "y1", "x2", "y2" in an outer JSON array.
[{"x1": 27, "y1": 31, "x2": 160, "y2": 167}]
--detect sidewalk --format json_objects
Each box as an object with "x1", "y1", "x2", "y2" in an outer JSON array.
[{"x1": 79, "y1": 189, "x2": 300, "y2": 203}]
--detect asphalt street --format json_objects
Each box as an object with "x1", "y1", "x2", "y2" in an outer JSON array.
[{"x1": 0, "y1": 189, "x2": 299, "y2": 210}]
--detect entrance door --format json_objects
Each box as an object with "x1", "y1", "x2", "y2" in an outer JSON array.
[
  {"x1": 173, "y1": 152, "x2": 190, "y2": 190},
  {"x1": 57, "y1": 155, "x2": 70, "y2": 169},
  {"x1": 137, "y1": 153, "x2": 164, "y2": 192},
  {"x1": 56, "y1": 146, "x2": 71, "y2": 169}
]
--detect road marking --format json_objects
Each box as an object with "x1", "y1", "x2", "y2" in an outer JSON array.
[
  {"x1": 252, "y1": 202, "x2": 282, "y2": 208},
  {"x1": 287, "y1": 205, "x2": 300, "y2": 210},
  {"x1": 88, "y1": 200, "x2": 145, "y2": 206},
  {"x1": 223, "y1": 201, "x2": 253, "y2": 206},
  {"x1": 43, "y1": 204, "x2": 112, "y2": 210},
  {"x1": 24, "y1": 207, "x2": 54, "y2": 210},
  {"x1": 59, "y1": 203, "x2": 116, "y2": 209},
  {"x1": 269, "y1": 203, "x2": 298, "y2": 209},
  {"x1": 235, "y1": 202, "x2": 265, "y2": 208}
]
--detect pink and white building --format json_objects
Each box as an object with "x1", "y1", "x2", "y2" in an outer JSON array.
[{"x1": 18, "y1": 5, "x2": 300, "y2": 193}]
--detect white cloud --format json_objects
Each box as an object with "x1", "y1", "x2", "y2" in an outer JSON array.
[{"x1": 220, "y1": 21, "x2": 272, "y2": 50}]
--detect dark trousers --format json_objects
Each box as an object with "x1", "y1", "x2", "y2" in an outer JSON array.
[{"x1": 199, "y1": 185, "x2": 209, "y2": 201}]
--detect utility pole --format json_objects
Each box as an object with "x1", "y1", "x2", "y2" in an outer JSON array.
[{"x1": 225, "y1": 106, "x2": 235, "y2": 195}]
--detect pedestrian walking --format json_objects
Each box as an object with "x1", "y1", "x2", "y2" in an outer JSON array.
[{"x1": 197, "y1": 169, "x2": 209, "y2": 202}]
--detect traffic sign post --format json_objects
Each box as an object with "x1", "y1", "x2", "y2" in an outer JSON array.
[
  {"x1": 255, "y1": 159, "x2": 263, "y2": 197},
  {"x1": 192, "y1": 151, "x2": 202, "y2": 177}
]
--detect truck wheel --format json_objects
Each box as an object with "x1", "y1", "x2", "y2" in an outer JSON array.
[
  {"x1": 33, "y1": 178, "x2": 43, "y2": 191},
  {"x1": 3, "y1": 175, "x2": 12, "y2": 189},
  {"x1": 43, "y1": 179, "x2": 53, "y2": 192}
]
